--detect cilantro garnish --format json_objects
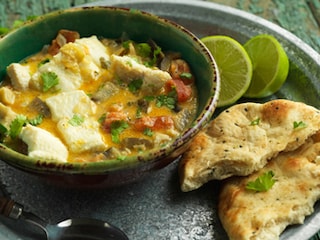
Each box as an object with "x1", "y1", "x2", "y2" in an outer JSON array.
[
  {"x1": 151, "y1": 46, "x2": 162, "y2": 65},
  {"x1": 122, "y1": 40, "x2": 132, "y2": 50},
  {"x1": 145, "y1": 45, "x2": 162, "y2": 67},
  {"x1": 98, "y1": 113, "x2": 106, "y2": 124},
  {"x1": 5, "y1": 114, "x2": 44, "y2": 139},
  {"x1": 28, "y1": 115, "x2": 43, "y2": 126},
  {"x1": 143, "y1": 128, "x2": 153, "y2": 137},
  {"x1": 0, "y1": 124, "x2": 7, "y2": 135},
  {"x1": 250, "y1": 118, "x2": 260, "y2": 126},
  {"x1": 41, "y1": 72, "x2": 59, "y2": 92},
  {"x1": 155, "y1": 90, "x2": 177, "y2": 110},
  {"x1": 137, "y1": 43, "x2": 152, "y2": 58},
  {"x1": 135, "y1": 107, "x2": 142, "y2": 119},
  {"x1": 128, "y1": 79, "x2": 143, "y2": 93},
  {"x1": 0, "y1": 124, "x2": 8, "y2": 141},
  {"x1": 69, "y1": 114, "x2": 84, "y2": 126},
  {"x1": 246, "y1": 171, "x2": 276, "y2": 192},
  {"x1": 180, "y1": 72, "x2": 193, "y2": 79},
  {"x1": 156, "y1": 95, "x2": 176, "y2": 109},
  {"x1": 38, "y1": 58, "x2": 50, "y2": 68},
  {"x1": 9, "y1": 115, "x2": 27, "y2": 138},
  {"x1": 144, "y1": 96, "x2": 155, "y2": 102},
  {"x1": 110, "y1": 120, "x2": 129, "y2": 143},
  {"x1": 293, "y1": 121, "x2": 307, "y2": 129}
]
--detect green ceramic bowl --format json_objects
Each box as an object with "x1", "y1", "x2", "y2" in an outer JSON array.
[{"x1": 0, "y1": 7, "x2": 220, "y2": 187}]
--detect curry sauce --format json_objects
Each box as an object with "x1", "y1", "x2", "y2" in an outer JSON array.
[{"x1": 0, "y1": 29, "x2": 197, "y2": 163}]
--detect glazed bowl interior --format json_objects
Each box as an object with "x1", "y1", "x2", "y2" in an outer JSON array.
[{"x1": 0, "y1": 7, "x2": 219, "y2": 178}]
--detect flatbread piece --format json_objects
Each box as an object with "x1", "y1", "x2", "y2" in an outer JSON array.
[
  {"x1": 218, "y1": 131, "x2": 320, "y2": 240},
  {"x1": 179, "y1": 99, "x2": 320, "y2": 192}
]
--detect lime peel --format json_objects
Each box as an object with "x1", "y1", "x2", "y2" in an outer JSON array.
[
  {"x1": 201, "y1": 35, "x2": 253, "y2": 107},
  {"x1": 243, "y1": 34, "x2": 289, "y2": 98}
]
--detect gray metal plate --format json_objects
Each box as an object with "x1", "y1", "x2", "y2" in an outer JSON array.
[{"x1": 0, "y1": 1, "x2": 319, "y2": 239}]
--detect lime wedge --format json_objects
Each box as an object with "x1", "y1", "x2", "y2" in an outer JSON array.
[
  {"x1": 201, "y1": 35, "x2": 252, "y2": 107},
  {"x1": 243, "y1": 34, "x2": 289, "y2": 98}
]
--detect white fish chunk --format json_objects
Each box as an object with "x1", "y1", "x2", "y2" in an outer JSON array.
[
  {"x1": 0, "y1": 87, "x2": 15, "y2": 105},
  {"x1": 75, "y1": 36, "x2": 110, "y2": 67},
  {"x1": 30, "y1": 55, "x2": 82, "y2": 92},
  {"x1": 57, "y1": 118, "x2": 106, "y2": 153},
  {"x1": 6, "y1": 63, "x2": 31, "y2": 91},
  {"x1": 45, "y1": 90, "x2": 96, "y2": 122},
  {"x1": 111, "y1": 55, "x2": 171, "y2": 95},
  {"x1": 0, "y1": 102, "x2": 17, "y2": 128},
  {"x1": 31, "y1": 40, "x2": 103, "y2": 92},
  {"x1": 19, "y1": 124, "x2": 68, "y2": 162}
]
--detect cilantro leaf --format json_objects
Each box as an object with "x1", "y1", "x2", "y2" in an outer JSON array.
[
  {"x1": 128, "y1": 79, "x2": 143, "y2": 93},
  {"x1": 144, "y1": 96, "x2": 155, "y2": 102},
  {"x1": 180, "y1": 72, "x2": 193, "y2": 79},
  {"x1": 135, "y1": 107, "x2": 142, "y2": 119},
  {"x1": 293, "y1": 121, "x2": 307, "y2": 129},
  {"x1": 152, "y1": 46, "x2": 162, "y2": 65},
  {"x1": 137, "y1": 43, "x2": 152, "y2": 58},
  {"x1": 0, "y1": 124, "x2": 8, "y2": 141},
  {"x1": 8, "y1": 114, "x2": 43, "y2": 139},
  {"x1": 122, "y1": 40, "x2": 132, "y2": 50},
  {"x1": 0, "y1": 124, "x2": 8, "y2": 135},
  {"x1": 110, "y1": 120, "x2": 129, "y2": 143},
  {"x1": 28, "y1": 115, "x2": 43, "y2": 126},
  {"x1": 145, "y1": 45, "x2": 162, "y2": 67},
  {"x1": 69, "y1": 114, "x2": 85, "y2": 126},
  {"x1": 41, "y1": 72, "x2": 59, "y2": 92},
  {"x1": 143, "y1": 128, "x2": 153, "y2": 137},
  {"x1": 250, "y1": 118, "x2": 260, "y2": 126},
  {"x1": 98, "y1": 113, "x2": 106, "y2": 124},
  {"x1": 156, "y1": 91, "x2": 177, "y2": 110},
  {"x1": 9, "y1": 115, "x2": 27, "y2": 138},
  {"x1": 38, "y1": 58, "x2": 50, "y2": 68},
  {"x1": 246, "y1": 171, "x2": 276, "y2": 192}
]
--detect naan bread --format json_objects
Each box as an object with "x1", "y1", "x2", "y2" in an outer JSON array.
[
  {"x1": 218, "y1": 131, "x2": 320, "y2": 240},
  {"x1": 179, "y1": 99, "x2": 320, "y2": 192}
]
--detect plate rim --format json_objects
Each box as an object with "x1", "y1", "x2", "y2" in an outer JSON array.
[
  {"x1": 82, "y1": 0, "x2": 320, "y2": 65},
  {"x1": 1, "y1": 1, "x2": 319, "y2": 239}
]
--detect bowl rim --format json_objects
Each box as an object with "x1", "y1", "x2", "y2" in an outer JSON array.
[{"x1": 0, "y1": 6, "x2": 220, "y2": 175}]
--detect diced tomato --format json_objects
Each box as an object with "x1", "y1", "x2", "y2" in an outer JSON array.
[
  {"x1": 59, "y1": 29, "x2": 80, "y2": 43},
  {"x1": 48, "y1": 42, "x2": 60, "y2": 56},
  {"x1": 169, "y1": 59, "x2": 194, "y2": 85},
  {"x1": 165, "y1": 79, "x2": 176, "y2": 92},
  {"x1": 48, "y1": 29, "x2": 80, "y2": 55},
  {"x1": 103, "y1": 111, "x2": 128, "y2": 132},
  {"x1": 134, "y1": 116, "x2": 155, "y2": 131},
  {"x1": 167, "y1": 79, "x2": 192, "y2": 103},
  {"x1": 153, "y1": 116, "x2": 174, "y2": 130},
  {"x1": 134, "y1": 116, "x2": 174, "y2": 131}
]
